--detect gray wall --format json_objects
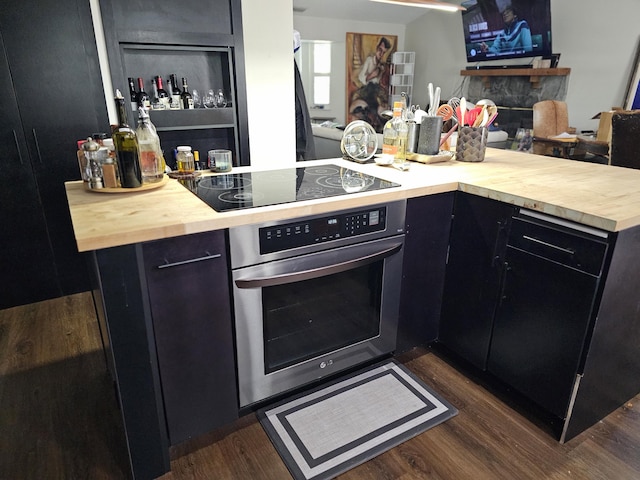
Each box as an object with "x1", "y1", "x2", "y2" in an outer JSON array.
[{"x1": 297, "y1": 0, "x2": 640, "y2": 133}]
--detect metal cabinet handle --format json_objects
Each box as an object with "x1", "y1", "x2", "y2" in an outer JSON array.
[
  {"x1": 491, "y1": 220, "x2": 506, "y2": 267},
  {"x1": 12, "y1": 130, "x2": 24, "y2": 164},
  {"x1": 32, "y1": 129, "x2": 43, "y2": 164},
  {"x1": 235, "y1": 242, "x2": 402, "y2": 289},
  {"x1": 522, "y1": 235, "x2": 575, "y2": 255},
  {"x1": 156, "y1": 252, "x2": 221, "y2": 269},
  {"x1": 498, "y1": 261, "x2": 511, "y2": 306}
]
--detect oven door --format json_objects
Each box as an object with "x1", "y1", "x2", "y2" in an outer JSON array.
[{"x1": 232, "y1": 234, "x2": 404, "y2": 407}]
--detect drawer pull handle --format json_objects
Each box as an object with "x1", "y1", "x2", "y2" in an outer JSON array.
[
  {"x1": 157, "y1": 252, "x2": 221, "y2": 269},
  {"x1": 522, "y1": 235, "x2": 575, "y2": 255}
]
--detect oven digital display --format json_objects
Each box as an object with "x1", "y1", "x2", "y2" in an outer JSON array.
[{"x1": 260, "y1": 207, "x2": 387, "y2": 254}]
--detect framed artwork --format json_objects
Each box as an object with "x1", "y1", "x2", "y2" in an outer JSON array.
[
  {"x1": 512, "y1": 128, "x2": 533, "y2": 153},
  {"x1": 624, "y1": 37, "x2": 640, "y2": 110},
  {"x1": 346, "y1": 32, "x2": 398, "y2": 133}
]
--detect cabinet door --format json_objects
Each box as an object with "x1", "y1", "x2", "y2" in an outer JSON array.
[
  {"x1": 143, "y1": 230, "x2": 238, "y2": 445},
  {"x1": 0, "y1": 33, "x2": 59, "y2": 308},
  {"x1": 396, "y1": 193, "x2": 454, "y2": 352},
  {"x1": 438, "y1": 193, "x2": 515, "y2": 369},
  {"x1": 487, "y1": 247, "x2": 599, "y2": 419},
  {"x1": 0, "y1": 0, "x2": 109, "y2": 297}
]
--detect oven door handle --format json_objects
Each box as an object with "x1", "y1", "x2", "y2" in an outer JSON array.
[{"x1": 235, "y1": 242, "x2": 402, "y2": 289}]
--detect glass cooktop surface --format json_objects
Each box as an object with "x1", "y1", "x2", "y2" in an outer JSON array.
[{"x1": 190, "y1": 164, "x2": 400, "y2": 212}]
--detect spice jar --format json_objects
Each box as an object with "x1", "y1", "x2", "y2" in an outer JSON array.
[{"x1": 176, "y1": 146, "x2": 195, "y2": 174}]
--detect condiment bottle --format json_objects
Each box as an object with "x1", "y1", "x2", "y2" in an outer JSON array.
[
  {"x1": 112, "y1": 89, "x2": 143, "y2": 188},
  {"x1": 382, "y1": 100, "x2": 410, "y2": 171},
  {"x1": 136, "y1": 107, "x2": 166, "y2": 183},
  {"x1": 101, "y1": 138, "x2": 119, "y2": 188}
]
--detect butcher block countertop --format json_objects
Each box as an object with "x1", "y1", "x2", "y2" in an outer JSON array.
[{"x1": 65, "y1": 149, "x2": 640, "y2": 252}]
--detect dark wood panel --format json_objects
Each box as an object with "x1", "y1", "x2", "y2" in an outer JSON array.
[
  {"x1": 439, "y1": 193, "x2": 516, "y2": 370},
  {"x1": 142, "y1": 230, "x2": 238, "y2": 446},
  {"x1": 396, "y1": 193, "x2": 453, "y2": 353},
  {"x1": 0, "y1": 0, "x2": 109, "y2": 300}
]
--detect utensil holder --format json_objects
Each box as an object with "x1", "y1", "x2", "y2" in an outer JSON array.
[
  {"x1": 417, "y1": 116, "x2": 443, "y2": 155},
  {"x1": 455, "y1": 126, "x2": 489, "y2": 162}
]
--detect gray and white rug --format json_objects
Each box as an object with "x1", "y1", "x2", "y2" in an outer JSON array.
[{"x1": 258, "y1": 360, "x2": 457, "y2": 480}]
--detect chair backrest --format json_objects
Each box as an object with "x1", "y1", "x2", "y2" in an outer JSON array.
[
  {"x1": 610, "y1": 111, "x2": 640, "y2": 169},
  {"x1": 532, "y1": 100, "x2": 569, "y2": 138}
]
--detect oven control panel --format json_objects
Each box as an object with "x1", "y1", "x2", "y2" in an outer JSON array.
[{"x1": 259, "y1": 206, "x2": 387, "y2": 254}]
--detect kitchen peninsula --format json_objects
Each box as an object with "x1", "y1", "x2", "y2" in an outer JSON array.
[{"x1": 65, "y1": 149, "x2": 640, "y2": 480}]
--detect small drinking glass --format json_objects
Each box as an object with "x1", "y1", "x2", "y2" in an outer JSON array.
[
  {"x1": 192, "y1": 89, "x2": 201, "y2": 108},
  {"x1": 203, "y1": 89, "x2": 216, "y2": 109}
]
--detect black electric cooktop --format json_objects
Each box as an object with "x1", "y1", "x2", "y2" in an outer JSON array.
[{"x1": 189, "y1": 164, "x2": 400, "y2": 212}]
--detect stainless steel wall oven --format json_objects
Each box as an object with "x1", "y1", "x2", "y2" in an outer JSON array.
[{"x1": 229, "y1": 200, "x2": 406, "y2": 407}]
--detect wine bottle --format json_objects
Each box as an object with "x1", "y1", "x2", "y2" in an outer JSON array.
[
  {"x1": 136, "y1": 107, "x2": 166, "y2": 183},
  {"x1": 169, "y1": 74, "x2": 181, "y2": 110},
  {"x1": 382, "y1": 100, "x2": 409, "y2": 171},
  {"x1": 136, "y1": 77, "x2": 151, "y2": 110},
  {"x1": 127, "y1": 77, "x2": 138, "y2": 112},
  {"x1": 155, "y1": 76, "x2": 170, "y2": 110},
  {"x1": 113, "y1": 89, "x2": 142, "y2": 188},
  {"x1": 181, "y1": 77, "x2": 194, "y2": 109}
]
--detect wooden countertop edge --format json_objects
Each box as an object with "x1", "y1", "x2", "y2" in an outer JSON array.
[{"x1": 67, "y1": 153, "x2": 640, "y2": 252}]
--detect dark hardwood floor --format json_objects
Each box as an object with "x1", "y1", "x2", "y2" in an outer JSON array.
[{"x1": 1, "y1": 292, "x2": 638, "y2": 479}]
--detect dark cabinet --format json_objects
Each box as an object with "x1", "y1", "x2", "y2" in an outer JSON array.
[
  {"x1": 439, "y1": 193, "x2": 516, "y2": 369},
  {"x1": 396, "y1": 193, "x2": 454, "y2": 353},
  {"x1": 99, "y1": 0, "x2": 249, "y2": 167},
  {"x1": 142, "y1": 230, "x2": 238, "y2": 445},
  {"x1": 0, "y1": 0, "x2": 109, "y2": 308},
  {"x1": 488, "y1": 213, "x2": 609, "y2": 419}
]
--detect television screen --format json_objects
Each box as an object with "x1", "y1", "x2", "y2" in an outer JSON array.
[{"x1": 461, "y1": 0, "x2": 552, "y2": 63}]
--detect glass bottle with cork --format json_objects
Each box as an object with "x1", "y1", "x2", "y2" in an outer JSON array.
[
  {"x1": 136, "y1": 106, "x2": 166, "y2": 183},
  {"x1": 113, "y1": 89, "x2": 143, "y2": 188},
  {"x1": 382, "y1": 99, "x2": 410, "y2": 171}
]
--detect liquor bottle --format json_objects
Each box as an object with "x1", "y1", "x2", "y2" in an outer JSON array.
[
  {"x1": 169, "y1": 74, "x2": 181, "y2": 110},
  {"x1": 181, "y1": 77, "x2": 194, "y2": 109},
  {"x1": 112, "y1": 89, "x2": 142, "y2": 188},
  {"x1": 128, "y1": 77, "x2": 138, "y2": 112},
  {"x1": 150, "y1": 77, "x2": 162, "y2": 110},
  {"x1": 382, "y1": 101, "x2": 410, "y2": 171},
  {"x1": 136, "y1": 107, "x2": 166, "y2": 183},
  {"x1": 155, "y1": 76, "x2": 170, "y2": 110},
  {"x1": 136, "y1": 77, "x2": 151, "y2": 110}
]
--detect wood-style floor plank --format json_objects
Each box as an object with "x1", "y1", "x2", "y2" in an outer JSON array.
[{"x1": 1, "y1": 292, "x2": 638, "y2": 480}]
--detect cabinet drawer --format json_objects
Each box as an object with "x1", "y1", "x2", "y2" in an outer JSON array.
[{"x1": 508, "y1": 215, "x2": 609, "y2": 276}]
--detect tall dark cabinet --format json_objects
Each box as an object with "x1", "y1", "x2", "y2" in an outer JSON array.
[
  {"x1": 99, "y1": 0, "x2": 250, "y2": 167},
  {"x1": 0, "y1": 1, "x2": 109, "y2": 309}
]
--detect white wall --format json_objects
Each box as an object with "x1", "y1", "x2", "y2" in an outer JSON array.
[
  {"x1": 405, "y1": 0, "x2": 640, "y2": 133},
  {"x1": 242, "y1": 0, "x2": 295, "y2": 168},
  {"x1": 293, "y1": 16, "x2": 406, "y2": 125}
]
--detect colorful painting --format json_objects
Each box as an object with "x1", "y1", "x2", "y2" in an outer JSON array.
[{"x1": 346, "y1": 32, "x2": 398, "y2": 133}]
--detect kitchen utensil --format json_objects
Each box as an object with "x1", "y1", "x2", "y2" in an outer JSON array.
[
  {"x1": 436, "y1": 104, "x2": 454, "y2": 121},
  {"x1": 459, "y1": 97, "x2": 467, "y2": 126},
  {"x1": 439, "y1": 123, "x2": 458, "y2": 147},
  {"x1": 429, "y1": 86, "x2": 441, "y2": 116},
  {"x1": 414, "y1": 109, "x2": 429, "y2": 124},
  {"x1": 428, "y1": 83, "x2": 434, "y2": 114}
]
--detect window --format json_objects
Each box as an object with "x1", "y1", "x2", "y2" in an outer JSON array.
[{"x1": 297, "y1": 40, "x2": 332, "y2": 108}]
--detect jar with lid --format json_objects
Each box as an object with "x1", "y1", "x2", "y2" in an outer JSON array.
[{"x1": 176, "y1": 146, "x2": 195, "y2": 174}]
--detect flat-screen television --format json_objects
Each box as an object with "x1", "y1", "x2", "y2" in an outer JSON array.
[{"x1": 461, "y1": 0, "x2": 552, "y2": 64}]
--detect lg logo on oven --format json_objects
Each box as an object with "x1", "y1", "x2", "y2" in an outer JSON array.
[{"x1": 319, "y1": 359, "x2": 334, "y2": 369}]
